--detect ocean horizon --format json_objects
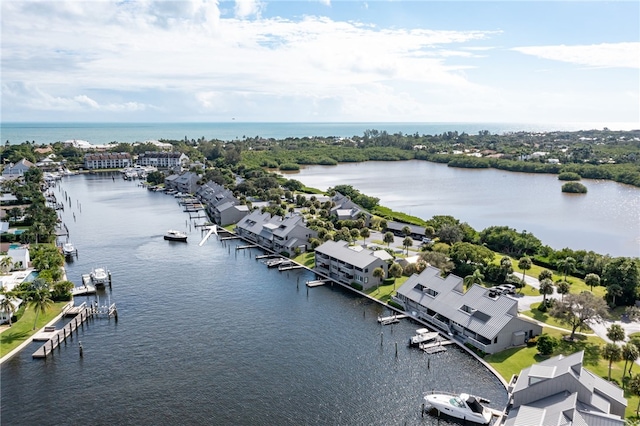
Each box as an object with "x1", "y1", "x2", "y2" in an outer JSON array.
[{"x1": 2, "y1": 121, "x2": 638, "y2": 145}]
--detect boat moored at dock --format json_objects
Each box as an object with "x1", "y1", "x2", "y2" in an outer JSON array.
[
  {"x1": 62, "y1": 242, "x2": 77, "y2": 257},
  {"x1": 83, "y1": 267, "x2": 111, "y2": 289},
  {"x1": 409, "y1": 328, "x2": 439, "y2": 346},
  {"x1": 423, "y1": 391, "x2": 493, "y2": 425}
]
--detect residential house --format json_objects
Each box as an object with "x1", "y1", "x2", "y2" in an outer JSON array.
[
  {"x1": 394, "y1": 266, "x2": 542, "y2": 354},
  {"x1": 83, "y1": 153, "x2": 132, "y2": 170},
  {"x1": 235, "y1": 210, "x2": 317, "y2": 255},
  {"x1": 164, "y1": 171, "x2": 200, "y2": 195},
  {"x1": 2, "y1": 159, "x2": 34, "y2": 179},
  {"x1": 0, "y1": 294, "x2": 23, "y2": 324},
  {"x1": 330, "y1": 192, "x2": 370, "y2": 224},
  {"x1": 5, "y1": 246, "x2": 30, "y2": 270},
  {"x1": 385, "y1": 221, "x2": 426, "y2": 240},
  {"x1": 314, "y1": 240, "x2": 392, "y2": 290},
  {"x1": 504, "y1": 351, "x2": 626, "y2": 425},
  {"x1": 137, "y1": 151, "x2": 189, "y2": 169},
  {"x1": 196, "y1": 181, "x2": 249, "y2": 226}
]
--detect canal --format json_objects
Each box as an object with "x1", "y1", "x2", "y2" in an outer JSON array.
[{"x1": 1, "y1": 174, "x2": 508, "y2": 425}]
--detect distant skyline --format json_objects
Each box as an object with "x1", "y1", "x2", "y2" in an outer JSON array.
[{"x1": 1, "y1": 0, "x2": 639, "y2": 128}]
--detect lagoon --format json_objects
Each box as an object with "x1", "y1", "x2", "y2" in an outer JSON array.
[{"x1": 286, "y1": 160, "x2": 640, "y2": 258}]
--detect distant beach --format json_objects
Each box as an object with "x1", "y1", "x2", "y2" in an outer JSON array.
[{"x1": 2, "y1": 121, "x2": 635, "y2": 145}]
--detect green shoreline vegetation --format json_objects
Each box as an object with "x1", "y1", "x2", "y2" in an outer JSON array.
[{"x1": 2, "y1": 128, "x2": 640, "y2": 417}]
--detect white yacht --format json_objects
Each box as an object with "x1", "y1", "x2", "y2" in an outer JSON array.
[
  {"x1": 423, "y1": 391, "x2": 492, "y2": 424},
  {"x1": 90, "y1": 267, "x2": 110, "y2": 287},
  {"x1": 62, "y1": 242, "x2": 76, "y2": 257},
  {"x1": 409, "y1": 328, "x2": 439, "y2": 346}
]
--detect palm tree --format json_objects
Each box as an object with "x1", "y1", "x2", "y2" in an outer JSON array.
[
  {"x1": 518, "y1": 256, "x2": 532, "y2": 290},
  {"x1": 607, "y1": 323, "x2": 626, "y2": 344},
  {"x1": 556, "y1": 281, "x2": 570, "y2": 301},
  {"x1": 463, "y1": 269, "x2": 484, "y2": 290},
  {"x1": 0, "y1": 256, "x2": 13, "y2": 274},
  {"x1": 538, "y1": 269, "x2": 553, "y2": 282},
  {"x1": 556, "y1": 256, "x2": 576, "y2": 281},
  {"x1": 602, "y1": 343, "x2": 622, "y2": 381},
  {"x1": 402, "y1": 237, "x2": 413, "y2": 255},
  {"x1": 585, "y1": 273, "x2": 600, "y2": 291},
  {"x1": 629, "y1": 374, "x2": 640, "y2": 415},
  {"x1": 28, "y1": 287, "x2": 53, "y2": 330},
  {"x1": 0, "y1": 293, "x2": 17, "y2": 327},
  {"x1": 622, "y1": 343, "x2": 639, "y2": 381},
  {"x1": 401, "y1": 226, "x2": 411, "y2": 237},
  {"x1": 372, "y1": 267, "x2": 384, "y2": 292},
  {"x1": 539, "y1": 278, "x2": 554, "y2": 305},
  {"x1": 607, "y1": 284, "x2": 623, "y2": 307},
  {"x1": 383, "y1": 232, "x2": 394, "y2": 247},
  {"x1": 359, "y1": 228, "x2": 370, "y2": 246}
]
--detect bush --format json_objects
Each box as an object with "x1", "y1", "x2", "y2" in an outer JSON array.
[
  {"x1": 536, "y1": 334, "x2": 558, "y2": 355},
  {"x1": 388, "y1": 300, "x2": 404, "y2": 310},
  {"x1": 558, "y1": 172, "x2": 581, "y2": 181},
  {"x1": 279, "y1": 163, "x2": 300, "y2": 171},
  {"x1": 562, "y1": 182, "x2": 587, "y2": 193},
  {"x1": 526, "y1": 336, "x2": 538, "y2": 347},
  {"x1": 350, "y1": 282, "x2": 363, "y2": 291}
]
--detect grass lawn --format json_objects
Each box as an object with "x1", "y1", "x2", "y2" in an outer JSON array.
[
  {"x1": 520, "y1": 302, "x2": 594, "y2": 333},
  {"x1": 365, "y1": 276, "x2": 408, "y2": 303},
  {"x1": 0, "y1": 302, "x2": 68, "y2": 357},
  {"x1": 293, "y1": 252, "x2": 315, "y2": 268}
]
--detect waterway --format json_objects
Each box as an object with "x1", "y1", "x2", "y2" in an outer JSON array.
[
  {"x1": 1, "y1": 174, "x2": 508, "y2": 426},
  {"x1": 285, "y1": 160, "x2": 640, "y2": 258}
]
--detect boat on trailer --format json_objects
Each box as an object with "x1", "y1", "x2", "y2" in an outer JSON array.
[{"x1": 423, "y1": 391, "x2": 492, "y2": 424}]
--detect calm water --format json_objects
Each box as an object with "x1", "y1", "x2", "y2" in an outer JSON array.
[
  {"x1": 0, "y1": 121, "x2": 612, "y2": 145},
  {"x1": 286, "y1": 161, "x2": 640, "y2": 258},
  {"x1": 1, "y1": 174, "x2": 507, "y2": 426}
]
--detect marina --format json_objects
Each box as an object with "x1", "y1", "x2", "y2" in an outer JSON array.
[{"x1": 1, "y1": 174, "x2": 509, "y2": 425}]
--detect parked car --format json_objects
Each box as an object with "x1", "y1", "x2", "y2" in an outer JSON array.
[{"x1": 502, "y1": 284, "x2": 516, "y2": 294}]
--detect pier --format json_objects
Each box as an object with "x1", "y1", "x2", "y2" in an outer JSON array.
[
  {"x1": 32, "y1": 301, "x2": 118, "y2": 359},
  {"x1": 419, "y1": 338, "x2": 454, "y2": 354},
  {"x1": 71, "y1": 283, "x2": 96, "y2": 296},
  {"x1": 236, "y1": 244, "x2": 259, "y2": 250},
  {"x1": 377, "y1": 314, "x2": 408, "y2": 325},
  {"x1": 306, "y1": 279, "x2": 330, "y2": 288}
]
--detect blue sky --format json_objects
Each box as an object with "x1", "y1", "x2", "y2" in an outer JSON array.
[{"x1": 1, "y1": 0, "x2": 638, "y2": 127}]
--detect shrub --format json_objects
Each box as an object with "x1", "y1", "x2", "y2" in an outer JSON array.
[
  {"x1": 388, "y1": 300, "x2": 404, "y2": 310},
  {"x1": 562, "y1": 182, "x2": 587, "y2": 193},
  {"x1": 279, "y1": 163, "x2": 300, "y2": 171},
  {"x1": 526, "y1": 336, "x2": 539, "y2": 347},
  {"x1": 536, "y1": 334, "x2": 558, "y2": 355},
  {"x1": 558, "y1": 171, "x2": 581, "y2": 181},
  {"x1": 350, "y1": 282, "x2": 363, "y2": 291}
]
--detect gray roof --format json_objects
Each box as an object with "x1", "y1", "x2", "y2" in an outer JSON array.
[
  {"x1": 396, "y1": 266, "x2": 523, "y2": 339},
  {"x1": 315, "y1": 240, "x2": 386, "y2": 269}
]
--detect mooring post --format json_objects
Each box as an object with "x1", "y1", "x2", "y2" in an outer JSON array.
[
  {"x1": 380, "y1": 332, "x2": 383, "y2": 346},
  {"x1": 395, "y1": 342, "x2": 398, "y2": 358},
  {"x1": 79, "y1": 341, "x2": 83, "y2": 358}
]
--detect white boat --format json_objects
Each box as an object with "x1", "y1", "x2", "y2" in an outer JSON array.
[
  {"x1": 164, "y1": 230, "x2": 188, "y2": 242},
  {"x1": 409, "y1": 328, "x2": 439, "y2": 346},
  {"x1": 423, "y1": 391, "x2": 492, "y2": 425},
  {"x1": 62, "y1": 242, "x2": 76, "y2": 257},
  {"x1": 90, "y1": 267, "x2": 110, "y2": 287}
]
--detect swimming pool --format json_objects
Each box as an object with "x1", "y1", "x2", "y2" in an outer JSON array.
[{"x1": 23, "y1": 271, "x2": 38, "y2": 282}]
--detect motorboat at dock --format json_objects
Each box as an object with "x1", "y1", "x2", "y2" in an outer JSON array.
[
  {"x1": 62, "y1": 242, "x2": 77, "y2": 257},
  {"x1": 164, "y1": 230, "x2": 188, "y2": 242},
  {"x1": 423, "y1": 391, "x2": 493, "y2": 425},
  {"x1": 409, "y1": 328, "x2": 439, "y2": 346},
  {"x1": 83, "y1": 267, "x2": 111, "y2": 289}
]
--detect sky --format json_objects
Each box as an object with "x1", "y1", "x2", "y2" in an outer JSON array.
[{"x1": 1, "y1": 0, "x2": 639, "y2": 126}]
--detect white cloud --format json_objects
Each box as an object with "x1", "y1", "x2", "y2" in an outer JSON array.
[
  {"x1": 234, "y1": 0, "x2": 263, "y2": 19},
  {"x1": 512, "y1": 42, "x2": 640, "y2": 69}
]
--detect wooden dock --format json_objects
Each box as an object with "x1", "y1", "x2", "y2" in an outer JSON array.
[
  {"x1": 306, "y1": 279, "x2": 329, "y2": 288},
  {"x1": 33, "y1": 302, "x2": 118, "y2": 359},
  {"x1": 236, "y1": 244, "x2": 259, "y2": 250},
  {"x1": 419, "y1": 339, "x2": 454, "y2": 354},
  {"x1": 278, "y1": 262, "x2": 304, "y2": 271},
  {"x1": 71, "y1": 284, "x2": 96, "y2": 296},
  {"x1": 377, "y1": 314, "x2": 408, "y2": 325}
]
